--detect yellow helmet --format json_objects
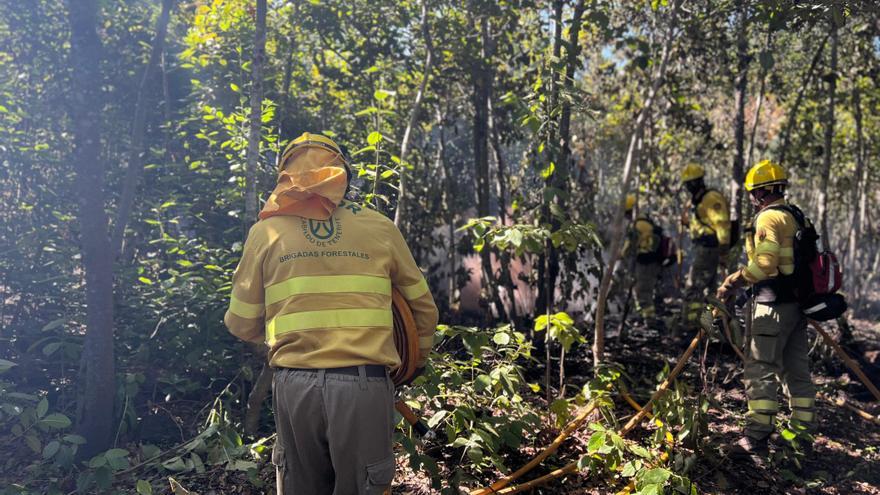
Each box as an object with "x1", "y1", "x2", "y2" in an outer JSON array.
[
  {"x1": 279, "y1": 132, "x2": 347, "y2": 171},
  {"x1": 680, "y1": 163, "x2": 704, "y2": 183},
  {"x1": 625, "y1": 194, "x2": 636, "y2": 212},
  {"x1": 745, "y1": 159, "x2": 788, "y2": 191}
]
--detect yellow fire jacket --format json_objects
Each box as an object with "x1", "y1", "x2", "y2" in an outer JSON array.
[
  {"x1": 224, "y1": 201, "x2": 439, "y2": 369},
  {"x1": 622, "y1": 217, "x2": 658, "y2": 257},
  {"x1": 689, "y1": 189, "x2": 731, "y2": 248},
  {"x1": 740, "y1": 199, "x2": 797, "y2": 284}
]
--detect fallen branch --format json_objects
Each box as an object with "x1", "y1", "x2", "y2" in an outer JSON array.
[{"x1": 810, "y1": 320, "x2": 880, "y2": 402}]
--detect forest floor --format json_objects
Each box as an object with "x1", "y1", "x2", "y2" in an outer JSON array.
[
  {"x1": 389, "y1": 312, "x2": 880, "y2": 495},
  {"x1": 107, "y1": 310, "x2": 880, "y2": 495}
]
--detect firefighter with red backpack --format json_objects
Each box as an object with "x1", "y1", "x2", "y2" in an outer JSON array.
[
  {"x1": 716, "y1": 159, "x2": 845, "y2": 459},
  {"x1": 623, "y1": 194, "x2": 676, "y2": 330}
]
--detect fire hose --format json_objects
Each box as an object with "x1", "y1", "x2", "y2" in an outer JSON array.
[{"x1": 391, "y1": 288, "x2": 435, "y2": 440}]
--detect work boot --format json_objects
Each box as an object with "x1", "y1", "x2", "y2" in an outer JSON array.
[{"x1": 725, "y1": 435, "x2": 769, "y2": 460}]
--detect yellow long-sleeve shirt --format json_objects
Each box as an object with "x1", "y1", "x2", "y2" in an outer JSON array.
[
  {"x1": 622, "y1": 217, "x2": 658, "y2": 257},
  {"x1": 224, "y1": 201, "x2": 439, "y2": 369},
  {"x1": 690, "y1": 189, "x2": 731, "y2": 247},
  {"x1": 740, "y1": 199, "x2": 797, "y2": 284}
]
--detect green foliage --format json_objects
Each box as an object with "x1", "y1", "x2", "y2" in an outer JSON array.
[
  {"x1": 534, "y1": 311, "x2": 585, "y2": 352},
  {"x1": 399, "y1": 324, "x2": 542, "y2": 491}
]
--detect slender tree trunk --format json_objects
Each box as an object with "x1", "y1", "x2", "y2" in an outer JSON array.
[
  {"x1": 161, "y1": 49, "x2": 173, "y2": 163},
  {"x1": 489, "y1": 98, "x2": 517, "y2": 321},
  {"x1": 730, "y1": 0, "x2": 749, "y2": 224},
  {"x1": 778, "y1": 34, "x2": 829, "y2": 165},
  {"x1": 110, "y1": 0, "x2": 175, "y2": 258},
  {"x1": 436, "y1": 109, "x2": 456, "y2": 310},
  {"x1": 471, "y1": 13, "x2": 501, "y2": 318},
  {"x1": 536, "y1": 0, "x2": 565, "y2": 318},
  {"x1": 243, "y1": 0, "x2": 268, "y2": 436},
  {"x1": 244, "y1": 0, "x2": 266, "y2": 228},
  {"x1": 68, "y1": 0, "x2": 115, "y2": 457},
  {"x1": 276, "y1": 39, "x2": 294, "y2": 149},
  {"x1": 554, "y1": 0, "x2": 586, "y2": 317},
  {"x1": 846, "y1": 82, "x2": 864, "y2": 293},
  {"x1": 747, "y1": 31, "x2": 771, "y2": 170},
  {"x1": 817, "y1": 22, "x2": 837, "y2": 248},
  {"x1": 394, "y1": 0, "x2": 434, "y2": 229},
  {"x1": 593, "y1": 0, "x2": 680, "y2": 368}
]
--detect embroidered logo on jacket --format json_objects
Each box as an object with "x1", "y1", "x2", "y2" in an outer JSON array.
[{"x1": 301, "y1": 216, "x2": 343, "y2": 246}]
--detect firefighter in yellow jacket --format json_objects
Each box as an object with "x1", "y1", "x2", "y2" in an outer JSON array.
[
  {"x1": 680, "y1": 164, "x2": 731, "y2": 329},
  {"x1": 622, "y1": 194, "x2": 665, "y2": 329},
  {"x1": 225, "y1": 132, "x2": 439, "y2": 494},
  {"x1": 716, "y1": 160, "x2": 814, "y2": 458}
]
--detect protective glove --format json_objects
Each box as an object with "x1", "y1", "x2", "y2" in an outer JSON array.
[{"x1": 716, "y1": 271, "x2": 744, "y2": 302}]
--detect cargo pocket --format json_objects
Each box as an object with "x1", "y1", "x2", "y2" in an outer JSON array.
[
  {"x1": 272, "y1": 445, "x2": 286, "y2": 494},
  {"x1": 749, "y1": 304, "x2": 780, "y2": 363},
  {"x1": 364, "y1": 455, "x2": 395, "y2": 495}
]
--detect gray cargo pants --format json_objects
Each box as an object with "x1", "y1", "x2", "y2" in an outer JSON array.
[{"x1": 272, "y1": 367, "x2": 396, "y2": 495}]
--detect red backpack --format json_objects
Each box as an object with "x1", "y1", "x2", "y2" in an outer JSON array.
[
  {"x1": 767, "y1": 205, "x2": 846, "y2": 320},
  {"x1": 810, "y1": 251, "x2": 842, "y2": 295}
]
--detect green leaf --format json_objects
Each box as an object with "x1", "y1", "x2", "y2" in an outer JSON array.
[
  {"x1": 43, "y1": 440, "x2": 60, "y2": 459},
  {"x1": 587, "y1": 431, "x2": 605, "y2": 453},
  {"x1": 138, "y1": 277, "x2": 153, "y2": 285},
  {"x1": 41, "y1": 318, "x2": 65, "y2": 332},
  {"x1": 367, "y1": 132, "x2": 383, "y2": 146},
  {"x1": 136, "y1": 480, "x2": 153, "y2": 495},
  {"x1": 780, "y1": 428, "x2": 796, "y2": 441},
  {"x1": 540, "y1": 161, "x2": 555, "y2": 179},
  {"x1": 63, "y1": 434, "x2": 87, "y2": 445},
  {"x1": 37, "y1": 398, "x2": 48, "y2": 418},
  {"x1": 373, "y1": 89, "x2": 396, "y2": 101},
  {"x1": 492, "y1": 332, "x2": 511, "y2": 345},
  {"x1": 0, "y1": 359, "x2": 16, "y2": 372},
  {"x1": 40, "y1": 413, "x2": 72, "y2": 429},
  {"x1": 89, "y1": 454, "x2": 108, "y2": 469},
  {"x1": 161, "y1": 456, "x2": 186, "y2": 472},
  {"x1": 25, "y1": 434, "x2": 41, "y2": 453},
  {"x1": 474, "y1": 374, "x2": 492, "y2": 392},
  {"x1": 105, "y1": 448, "x2": 129, "y2": 459},
  {"x1": 43, "y1": 341, "x2": 62, "y2": 356},
  {"x1": 639, "y1": 467, "x2": 672, "y2": 485},
  {"x1": 230, "y1": 83, "x2": 240, "y2": 92}
]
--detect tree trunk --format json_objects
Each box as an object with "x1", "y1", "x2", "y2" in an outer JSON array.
[
  {"x1": 68, "y1": 0, "x2": 116, "y2": 457},
  {"x1": 471, "y1": 13, "x2": 500, "y2": 318},
  {"x1": 817, "y1": 22, "x2": 836, "y2": 248},
  {"x1": 535, "y1": 0, "x2": 565, "y2": 318},
  {"x1": 489, "y1": 98, "x2": 518, "y2": 321},
  {"x1": 436, "y1": 108, "x2": 456, "y2": 310},
  {"x1": 244, "y1": 0, "x2": 266, "y2": 229},
  {"x1": 243, "y1": 0, "x2": 268, "y2": 436},
  {"x1": 554, "y1": 0, "x2": 586, "y2": 316},
  {"x1": 846, "y1": 82, "x2": 864, "y2": 294},
  {"x1": 778, "y1": 34, "x2": 829, "y2": 166},
  {"x1": 394, "y1": 0, "x2": 434, "y2": 230},
  {"x1": 110, "y1": 0, "x2": 175, "y2": 258},
  {"x1": 593, "y1": 0, "x2": 680, "y2": 368},
  {"x1": 730, "y1": 0, "x2": 749, "y2": 224},
  {"x1": 746, "y1": 31, "x2": 771, "y2": 170}
]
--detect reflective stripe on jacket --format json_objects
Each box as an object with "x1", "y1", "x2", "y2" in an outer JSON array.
[{"x1": 224, "y1": 201, "x2": 439, "y2": 369}]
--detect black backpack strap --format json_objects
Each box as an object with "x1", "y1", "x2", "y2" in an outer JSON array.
[{"x1": 763, "y1": 204, "x2": 805, "y2": 230}]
